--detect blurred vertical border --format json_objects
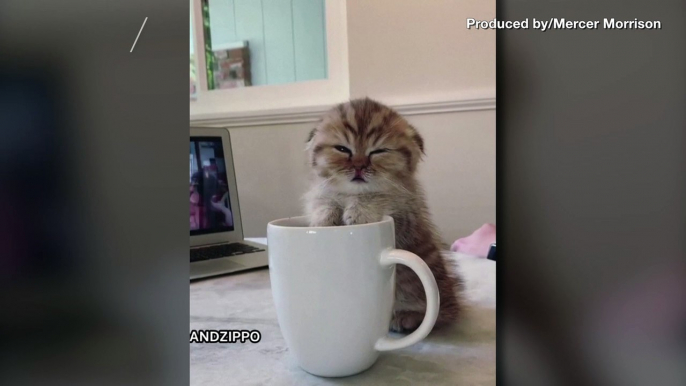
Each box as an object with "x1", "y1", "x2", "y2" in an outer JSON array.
[
  {"x1": 0, "y1": 1, "x2": 190, "y2": 385},
  {"x1": 498, "y1": 1, "x2": 686, "y2": 385}
]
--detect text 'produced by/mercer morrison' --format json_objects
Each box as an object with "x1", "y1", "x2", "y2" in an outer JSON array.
[{"x1": 466, "y1": 18, "x2": 662, "y2": 32}]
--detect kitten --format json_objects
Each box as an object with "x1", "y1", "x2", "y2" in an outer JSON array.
[{"x1": 304, "y1": 97, "x2": 462, "y2": 332}]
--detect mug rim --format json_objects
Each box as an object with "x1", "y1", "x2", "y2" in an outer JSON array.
[{"x1": 268, "y1": 215, "x2": 393, "y2": 230}]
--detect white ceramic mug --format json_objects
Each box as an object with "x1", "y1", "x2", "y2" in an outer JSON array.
[{"x1": 267, "y1": 215, "x2": 439, "y2": 377}]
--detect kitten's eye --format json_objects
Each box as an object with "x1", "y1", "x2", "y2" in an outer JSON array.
[
  {"x1": 334, "y1": 145, "x2": 352, "y2": 154},
  {"x1": 369, "y1": 148, "x2": 390, "y2": 156}
]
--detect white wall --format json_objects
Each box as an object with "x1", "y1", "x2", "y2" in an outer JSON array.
[
  {"x1": 229, "y1": 123, "x2": 312, "y2": 237},
  {"x1": 346, "y1": 0, "x2": 495, "y2": 103},
  {"x1": 226, "y1": 0, "x2": 496, "y2": 243}
]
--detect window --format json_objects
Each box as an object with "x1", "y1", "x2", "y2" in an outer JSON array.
[
  {"x1": 206, "y1": 0, "x2": 327, "y2": 88},
  {"x1": 190, "y1": 0, "x2": 349, "y2": 121}
]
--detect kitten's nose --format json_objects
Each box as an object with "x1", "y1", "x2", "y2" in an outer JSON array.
[{"x1": 351, "y1": 156, "x2": 368, "y2": 170}]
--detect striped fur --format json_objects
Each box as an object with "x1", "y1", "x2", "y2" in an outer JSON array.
[{"x1": 304, "y1": 98, "x2": 462, "y2": 332}]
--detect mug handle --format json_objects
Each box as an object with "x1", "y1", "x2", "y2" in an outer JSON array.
[{"x1": 374, "y1": 249, "x2": 440, "y2": 351}]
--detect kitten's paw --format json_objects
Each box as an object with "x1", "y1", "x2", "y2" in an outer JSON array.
[
  {"x1": 389, "y1": 311, "x2": 424, "y2": 333},
  {"x1": 342, "y1": 209, "x2": 382, "y2": 226},
  {"x1": 310, "y1": 207, "x2": 343, "y2": 227}
]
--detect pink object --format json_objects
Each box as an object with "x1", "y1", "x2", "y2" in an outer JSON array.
[{"x1": 451, "y1": 223, "x2": 496, "y2": 258}]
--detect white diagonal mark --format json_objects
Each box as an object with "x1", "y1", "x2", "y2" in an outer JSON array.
[{"x1": 130, "y1": 17, "x2": 148, "y2": 53}]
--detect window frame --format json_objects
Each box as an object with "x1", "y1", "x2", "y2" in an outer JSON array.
[{"x1": 190, "y1": 0, "x2": 349, "y2": 122}]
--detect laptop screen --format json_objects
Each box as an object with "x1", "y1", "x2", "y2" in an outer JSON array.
[{"x1": 190, "y1": 137, "x2": 235, "y2": 235}]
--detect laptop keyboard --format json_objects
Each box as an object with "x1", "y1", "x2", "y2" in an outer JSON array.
[{"x1": 190, "y1": 243, "x2": 265, "y2": 263}]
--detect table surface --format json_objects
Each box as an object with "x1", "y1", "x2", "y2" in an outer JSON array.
[{"x1": 190, "y1": 238, "x2": 495, "y2": 385}]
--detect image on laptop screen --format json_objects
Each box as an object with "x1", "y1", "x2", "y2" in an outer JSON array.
[{"x1": 190, "y1": 137, "x2": 234, "y2": 235}]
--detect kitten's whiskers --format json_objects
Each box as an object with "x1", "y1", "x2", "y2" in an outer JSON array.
[{"x1": 379, "y1": 175, "x2": 413, "y2": 196}]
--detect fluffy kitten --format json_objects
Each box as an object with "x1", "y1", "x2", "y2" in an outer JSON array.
[{"x1": 304, "y1": 97, "x2": 462, "y2": 332}]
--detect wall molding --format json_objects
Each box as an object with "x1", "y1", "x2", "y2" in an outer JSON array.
[{"x1": 191, "y1": 97, "x2": 496, "y2": 128}]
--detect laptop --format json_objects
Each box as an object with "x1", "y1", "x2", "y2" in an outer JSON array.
[{"x1": 190, "y1": 127, "x2": 268, "y2": 280}]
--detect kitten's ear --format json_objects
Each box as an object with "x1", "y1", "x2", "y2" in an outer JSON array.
[
  {"x1": 306, "y1": 128, "x2": 316, "y2": 143},
  {"x1": 409, "y1": 126, "x2": 425, "y2": 155}
]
